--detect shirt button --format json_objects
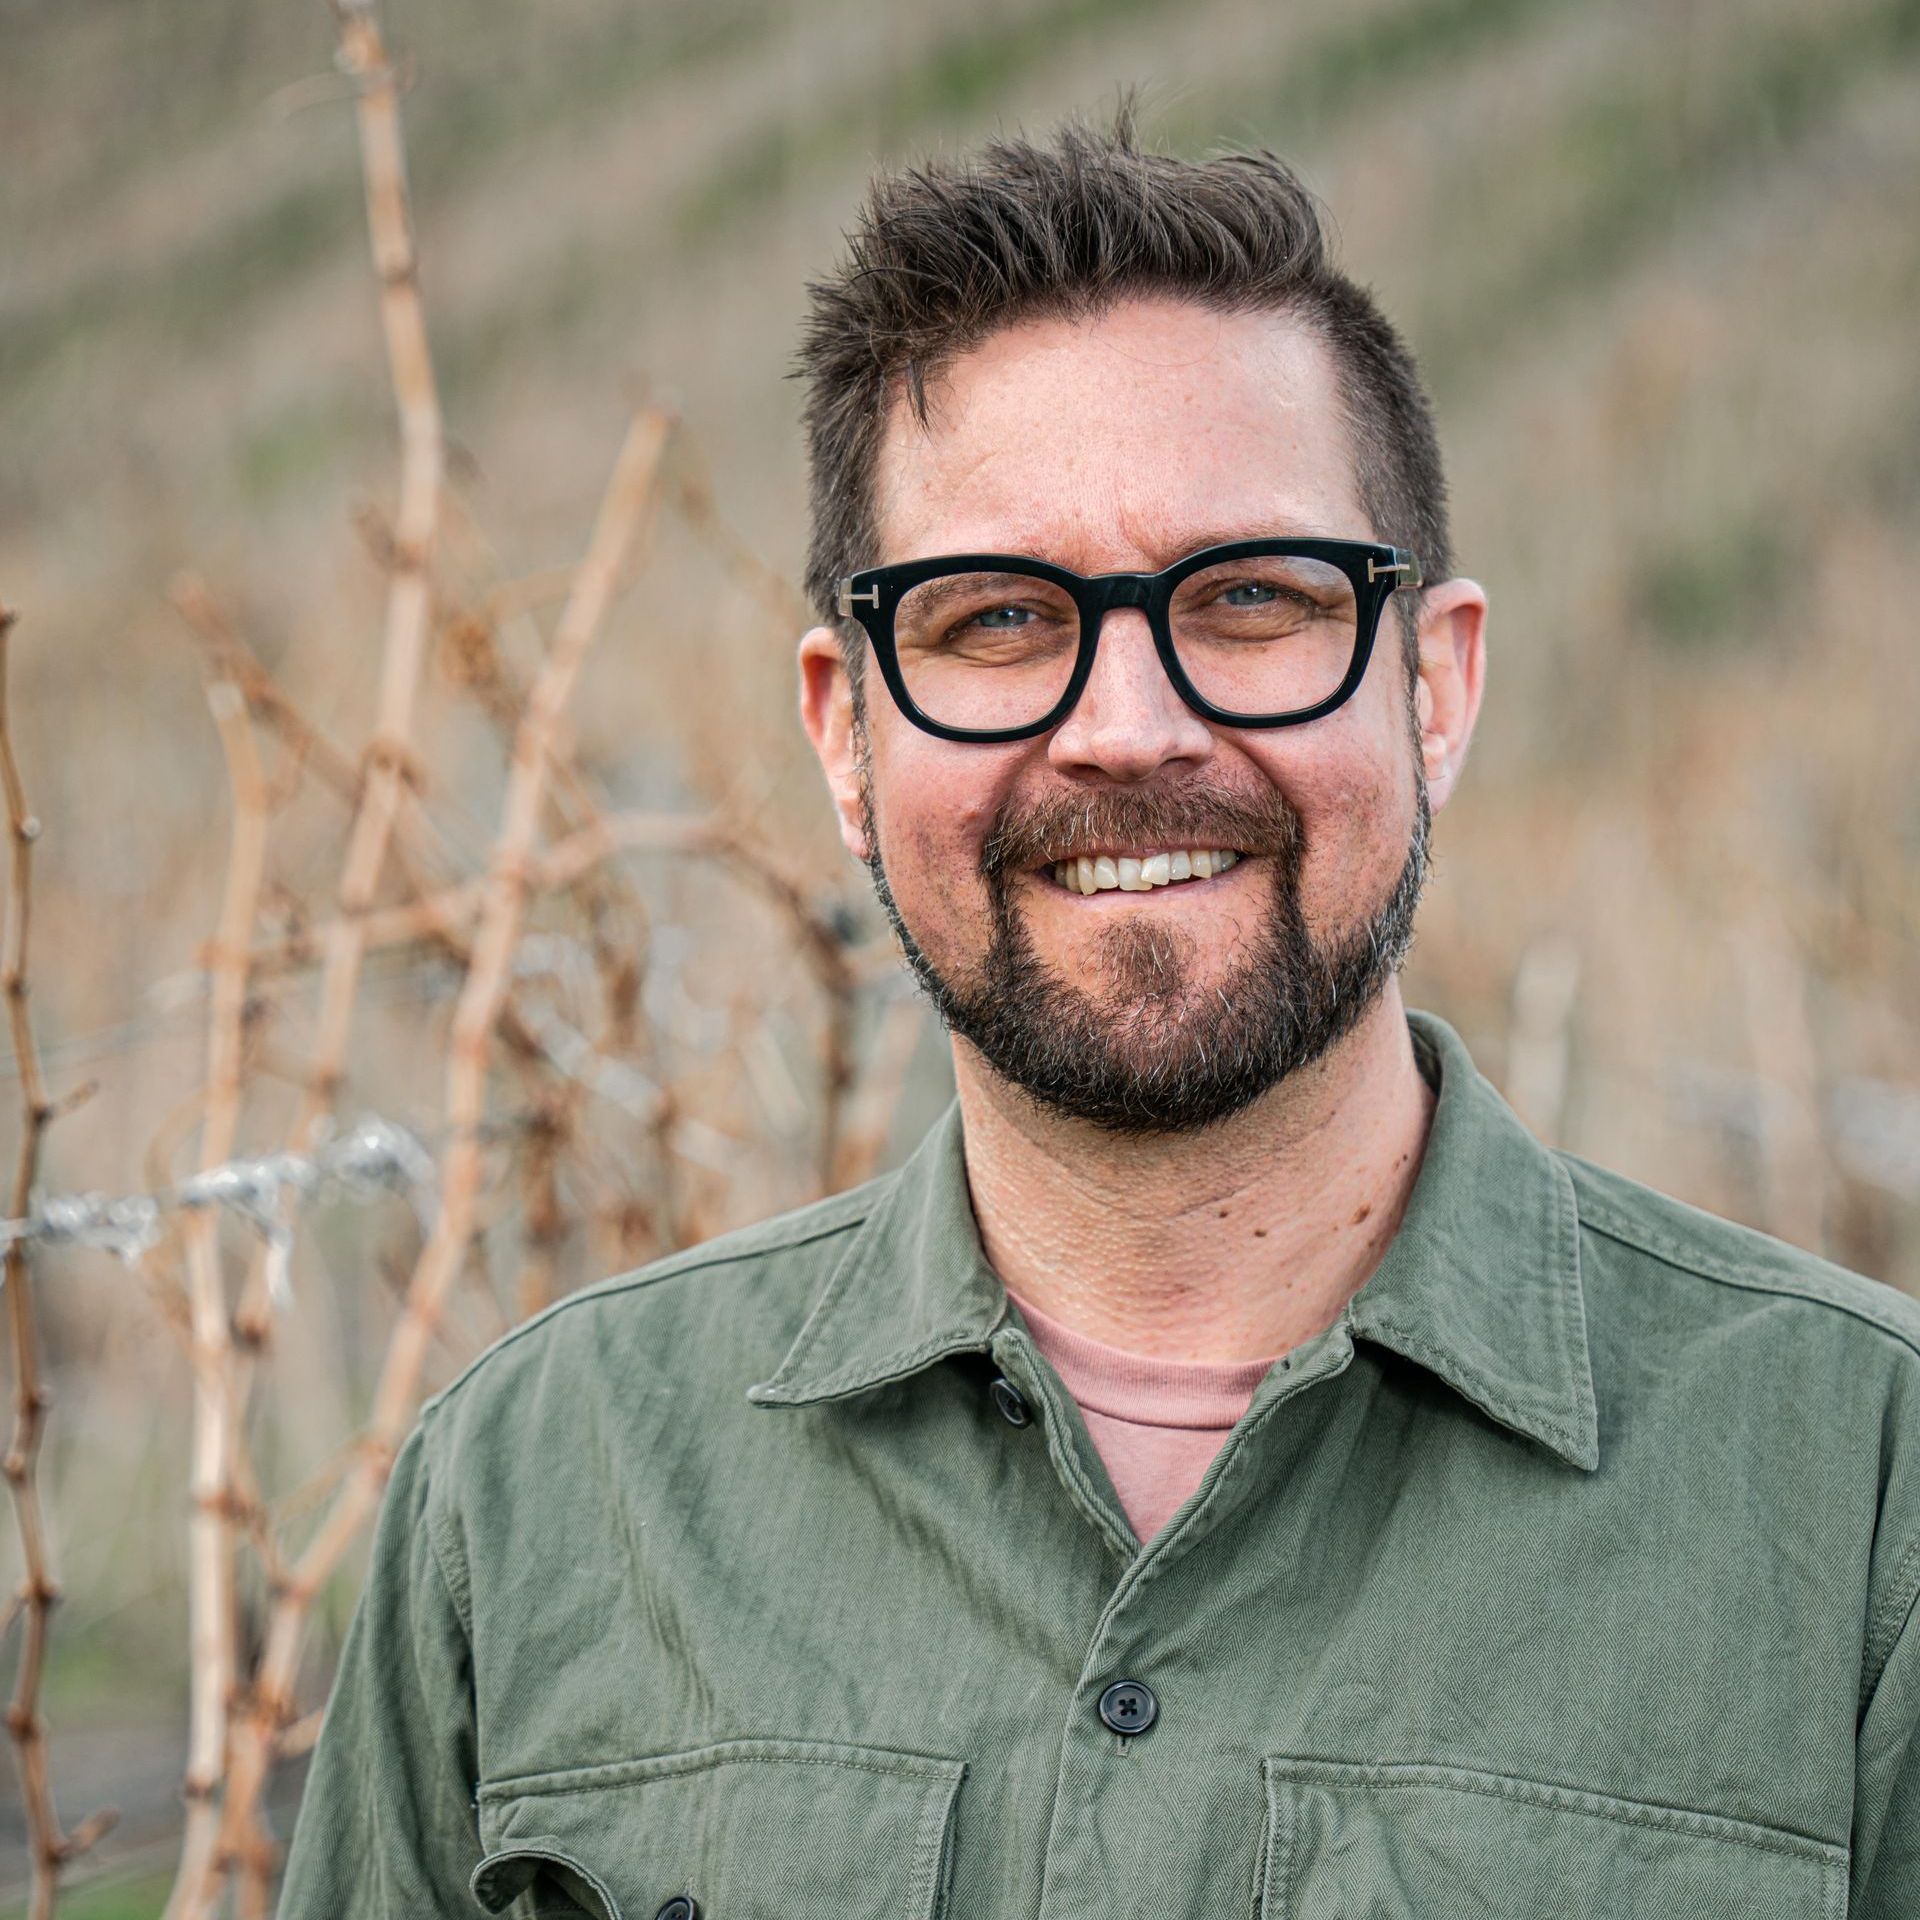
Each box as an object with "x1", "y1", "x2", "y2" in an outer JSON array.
[
  {"x1": 1097, "y1": 1678, "x2": 1159, "y2": 1735},
  {"x1": 654, "y1": 1900, "x2": 699, "y2": 1920},
  {"x1": 989, "y1": 1375, "x2": 1032, "y2": 1426}
]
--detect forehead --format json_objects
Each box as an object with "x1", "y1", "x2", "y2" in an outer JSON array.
[{"x1": 870, "y1": 296, "x2": 1366, "y2": 569}]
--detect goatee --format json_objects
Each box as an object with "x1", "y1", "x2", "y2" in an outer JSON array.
[{"x1": 857, "y1": 735, "x2": 1430, "y2": 1138}]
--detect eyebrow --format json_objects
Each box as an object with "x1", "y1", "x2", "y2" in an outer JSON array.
[
  {"x1": 918, "y1": 521, "x2": 1351, "y2": 569},
  {"x1": 904, "y1": 570, "x2": 1061, "y2": 620}
]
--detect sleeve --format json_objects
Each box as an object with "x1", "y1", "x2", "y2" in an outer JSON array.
[
  {"x1": 276, "y1": 1413, "x2": 485, "y2": 1917},
  {"x1": 1851, "y1": 1538, "x2": 1920, "y2": 1920}
]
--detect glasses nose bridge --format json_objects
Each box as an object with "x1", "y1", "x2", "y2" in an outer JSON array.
[
  {"x1": 1067, "y1": 572, "x2": 1198, "y2": 734},
  {"x1": 1089, "y1": 571, "x2": 1157, "y2": 617},
  {"x1": 1080, "y1": 572, "x2": 1162, "y2": 658}
]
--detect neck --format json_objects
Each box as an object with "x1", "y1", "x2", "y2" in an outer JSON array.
[{"x1": 951, "y1": 983, "x2": 1438, "y2": 1363}]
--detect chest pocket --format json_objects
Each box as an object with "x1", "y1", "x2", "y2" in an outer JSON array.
[
  {"x1": 469, "y1": 1737, "x2": 967, "y2": 1920},
  {"x1": 1257, "y1": 1758, "x2": 1849, "y2": 1920}
]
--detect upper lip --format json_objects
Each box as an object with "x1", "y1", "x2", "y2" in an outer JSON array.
[{"x1": 1031, "y1": 844, "x2": 1243, "y2": 868}]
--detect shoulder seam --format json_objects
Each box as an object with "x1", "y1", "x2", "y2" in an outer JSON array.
[
  {"x1": 1564, "y1": 1164, "x2": 1920, "y2": 1364},
  {"x1": 420, "y1": 1206, "x2": 874, "y2": 1417},
  {"x1": 1863, "y1": 1535, "x2": 1920, "y2": 1714},
  {"x1": 419, "y1": 1421, "x2": 477, "y2": 1640}
]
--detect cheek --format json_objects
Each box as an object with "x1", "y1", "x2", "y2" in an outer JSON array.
[
  {"x1": 1250, "y1": 733, "x2": 1411, "y2": 912},
  {"x1": 895, "y1": 816, "x2": 967, "y2": 915},
  {"x1": 1246, "y1": 706, "x2": 1401, "y2": 832},
  {"x1": 868, "y1": 736, "x2": 1004, "y2": 913},
  {"x1": 1316, "y1": 752, "x2": 1405, "y2": 828}
]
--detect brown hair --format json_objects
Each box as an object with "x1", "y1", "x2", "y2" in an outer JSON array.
[{"x1": 789, "y1": 89, "x2": 1454, "y2": 712}]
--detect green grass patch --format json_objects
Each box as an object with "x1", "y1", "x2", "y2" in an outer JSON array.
[
  {"x1": 234, "y1": 391, "x2": 367, "y2": 506},
  {"x1": 2, "y1": 0, "x2": 769, "y2": 417},
  {"x1": 1631, "y1": 515, "x2": 1800, "y2": 655},
  {"x1": 402, "y1": 0, "x2": 768, "y2": 203},
  {"x1": 1165, "y1": 0, "x2": 1575, "y2": 152},
  {"x1": 3, "y1": 176, "x2": 358, "y2": 403},
  {"x1": 1417, "y1": 0, "x2": 1920, "y2": 391},
  {"x1": 2, "y1": 1866, "x2": 179, "y2": 1920},
  {"x1": 672, "y1": 0, "x2": 1185, "y2": 244},
  {"x1": 673, "y1": 0, "x2": 1580, "y2": 248}
]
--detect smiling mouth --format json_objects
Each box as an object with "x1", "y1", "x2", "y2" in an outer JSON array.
[{"x1": 1042, "y1": 848, "x2": 1244, "y2": 895}]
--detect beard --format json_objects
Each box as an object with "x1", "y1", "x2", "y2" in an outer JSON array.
[{"x1": 855, "y1": 712, "x2": 1431, "y2": 1139}]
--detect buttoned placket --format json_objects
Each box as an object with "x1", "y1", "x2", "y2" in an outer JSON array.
[
  {"x1": 279, "y1": 996, "x2": 1920, "y2": 1920},
  {"x1": 981, "y1": 1306, "x2": 1359, "y2": 1919},
  {"x1": 738, "y1": 1009, "x2": 1603, "y2": 1915}
]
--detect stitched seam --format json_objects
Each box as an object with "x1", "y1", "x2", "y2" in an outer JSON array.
[
  {"x1": 1255, "y1": 1762, "x2": 1296, "y2": 1918},
  {"x1": 766, "y1": 1320, "x2": 996, "y2": 1403},
  {"x1": 422, "y1": 1471, "x2": 475, "y2": 1640},
  {"x1": 424, "y1": 1211, "x2": 872, "y2": 1415},
  {"x1": 1362, "y1": 1314, "x2": 1583, "y2": 1454},
  {"x1": 907, "y1": 1763, "x2": 958, "y2": 1916},
  {"x1": 748, "y1": 1235, "x2": 873, "y2": 1387},
  {"x1": 481, "y1": 1746, "x2": 963, "y2": 1802},
  {"x1": 1265, "y1": 1759, "x2": 1845, "y2": 1863},
  {"x1": 1551, "y1": 1152, "x2": 1599, "y2": 1441},
  {"x1": 907, "y1": 1788, "x2": 934, "y2": 1915},
  {"x1": 1124, "y1": 1337, "x2": 1353, "y2": 1600},
  {"x1": 1280, "y1": 1775, "x2": 1301, "y2": 1919},
  {"x1": 1863, "y1": 1534, "x2": 1920, "y2": 1710},
  {"x1": 472, "y1": 1845, "x2": 621, "y2": 1920},
  {"x1": 987, "y1": 1327, "x2": 1135, "y2": 1557},
  {"x1": 1570, "y1": 1182, "x2": 1920, "y2": 1362},
  {"x1": 1246, "y1": 1784, "x2": 1268, "y2": 1920},
  {"x1": 745, "y1": 1173, "x2": 917, "y2": 1391},
  {"x1": 1017, "y1": 1353, "x2": 1137, "y2": 1559}
]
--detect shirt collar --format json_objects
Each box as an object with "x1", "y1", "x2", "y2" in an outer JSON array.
[{"x1": 747, "y1": 1006, "x2": 1599, "y2": 1473}]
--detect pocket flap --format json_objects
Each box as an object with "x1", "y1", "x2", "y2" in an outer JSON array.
[
  {"x1": 471, "y1": 1841, "x2": 623, "y2": 1918},
  {"x1": 477, "y1": 1738, "x2": 967, "y2": 1920},
  {"x1": 1259, "y1": 1757, "x2": 1848, "y2": 1919}
]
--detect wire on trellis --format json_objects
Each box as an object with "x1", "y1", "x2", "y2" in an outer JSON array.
[{"x1": 0, "y1": 1113, "x2": 438, "y2": 1308}]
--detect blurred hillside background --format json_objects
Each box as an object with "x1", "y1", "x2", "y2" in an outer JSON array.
[{"x1": 4, "y1": 0, "x2": 1919, "y2": 1911}]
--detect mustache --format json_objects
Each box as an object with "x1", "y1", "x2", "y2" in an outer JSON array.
[{"x1": 979, "y1": 779, "x2": 1304, "y2": 880}]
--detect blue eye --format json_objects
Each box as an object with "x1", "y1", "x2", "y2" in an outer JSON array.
[
  {"x1": 1210, "y1": 578, "x2": 1318, "y2": 613},
  {"x1": 971, "y1": 605, "x2": 1034, "y2": 629}
]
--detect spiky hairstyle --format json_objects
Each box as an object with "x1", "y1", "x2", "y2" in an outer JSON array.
[{"x1": 789, "y1": 89, "x2": 1454, "y2": 708}]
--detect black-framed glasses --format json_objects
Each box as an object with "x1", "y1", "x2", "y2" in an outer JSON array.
[{"x1": 835, "y1": 536, "x2": 1424, "y2": 743}]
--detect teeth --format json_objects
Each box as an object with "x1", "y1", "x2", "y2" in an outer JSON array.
[{"x1": 1048, "y1": 849, "x2": 1243, "y2": 895}]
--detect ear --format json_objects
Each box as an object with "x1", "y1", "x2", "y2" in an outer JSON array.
[
  {"x1": 1409, "y1": 577, "x2": 1488, "y2": 810},
  {"x1": 798, "y1": 624, "x2": 871, "y2": 862}
]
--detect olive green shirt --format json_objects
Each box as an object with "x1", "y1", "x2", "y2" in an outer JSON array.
[{"x1": 277, "y1": 1007, "x2": 1920, "y2": 1918}]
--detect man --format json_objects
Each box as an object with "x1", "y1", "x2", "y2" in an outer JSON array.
[{"x1": 280, "y1": 104, "x2": 1919, "y2": 1918}]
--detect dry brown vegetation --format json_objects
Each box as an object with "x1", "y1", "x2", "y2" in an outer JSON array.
[
  {"x1": 4, "y1": 4, "x2": 920, "y2": 1912},
  {"x1": 2, "y1": 0, "x2": 1917, "y2": 1912}
]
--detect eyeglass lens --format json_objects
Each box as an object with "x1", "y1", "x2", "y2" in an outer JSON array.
[{"x1": 891, "y1": 553, "x2": 1360, "y2": 731}]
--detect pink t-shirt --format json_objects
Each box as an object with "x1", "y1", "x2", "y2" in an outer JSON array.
[{"x1": 1003, "y1": 1285, "x2": 1283, "y2": 1545}]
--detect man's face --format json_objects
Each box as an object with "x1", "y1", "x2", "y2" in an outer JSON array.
[{"x1": 800, "y1": 296, "x2": 1484, "y2": 1136}]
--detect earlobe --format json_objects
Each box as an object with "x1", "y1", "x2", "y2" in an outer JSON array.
[
  {"x1": 1412, "y1": 578, "x2": 1488, "y2": 809},
  {"x1": 796, "y1": 624, "x2": 872, "y2": 863}
]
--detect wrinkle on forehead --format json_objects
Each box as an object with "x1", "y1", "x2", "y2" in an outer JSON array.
[{"x1": 871, "y1": 299, "x2": 1367, "y2": 571}]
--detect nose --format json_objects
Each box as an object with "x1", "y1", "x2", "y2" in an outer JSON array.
[{"x1": 1045, "y1": 604, "x2": 1214, "y2": 782}]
